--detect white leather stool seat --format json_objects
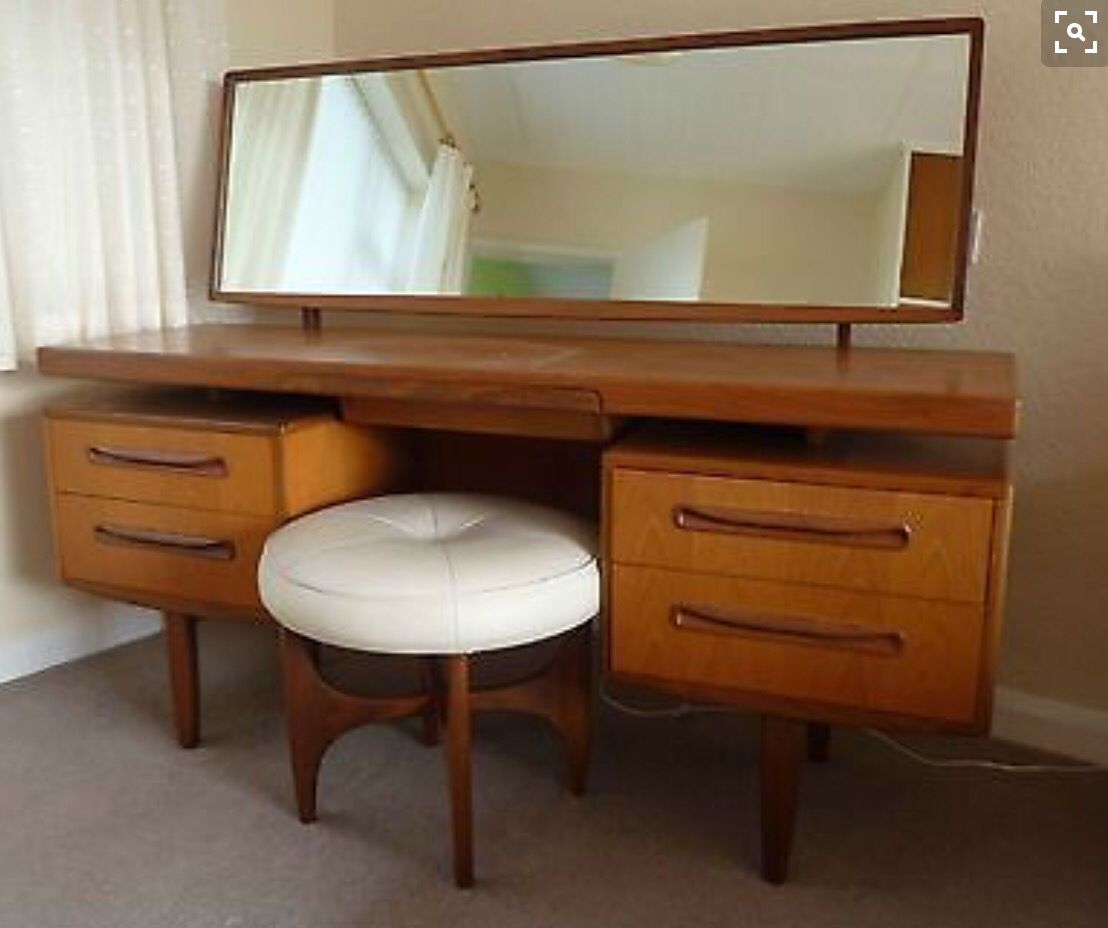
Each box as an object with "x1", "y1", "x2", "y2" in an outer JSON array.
[{"x1": 259, "y1": 493, "x2": 599, "y2": 654}]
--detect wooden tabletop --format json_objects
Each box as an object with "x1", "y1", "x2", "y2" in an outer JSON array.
[{"x1": 37, "y1": 324, "x2": 1018, "y2": 438}]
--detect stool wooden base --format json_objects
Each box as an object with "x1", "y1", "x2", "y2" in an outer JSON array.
[{"x1": 278, "y1": 623, "x2": 595, "y2": 887}]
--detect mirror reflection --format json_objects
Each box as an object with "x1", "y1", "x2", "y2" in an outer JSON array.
[{"x1": 219, "y1": 34, "x2": 971, "y2": 308}]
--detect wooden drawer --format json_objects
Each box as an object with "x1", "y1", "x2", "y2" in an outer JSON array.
[
  {"x1": 47, "y1": 418, "x2": 277, "y2": 516},
  {"x1": 54, "y1": 494, "x2": 273, "y2": 610},
  {"x1": 609, "y1": 468, "x2": 994, "y2": 603},
  {"x1": 609, "y1": 564, "x2": 986, "y2": 725}
]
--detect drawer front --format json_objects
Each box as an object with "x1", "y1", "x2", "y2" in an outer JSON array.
[
  {"x1": 55, "y1": 494, "x2": 273, "y2": 609},
  {"x1": 48, "y1": 418, "x2": 277, "y2": 515},
  {"x1": 610, "y1": 469, "x2": 994, "y2": 603},
  {"x1": 609, "y1": 565, "x2": 985, "y2": 724}
]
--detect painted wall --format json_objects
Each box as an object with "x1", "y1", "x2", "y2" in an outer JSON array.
[
  {"x1": 225, "y1": 0, "x2": 335, "y2": 68},
  {"x1": 0, "y1": 374, "x2": 152, "y2": 683},
  {"x1": 330, "y1": 1, "x2": 1108, "y2": 754}
]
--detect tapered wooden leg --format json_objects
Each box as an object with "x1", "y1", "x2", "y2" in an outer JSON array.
[
  {"x1": 280, "y1": 630, "x2": 329, "y2": 823},
  {"x1": 807, "y1": 723, "x2": 831, "y2": 763},
  {"x1": 163, "y1": 613, "x2": 199, "y2": 749},
  {"x1": 760, "y1": 716, "x2": 805, "y2": 884},
  {"x1": 555, "y1": 625, "x2": 593, "y2": 795},
  {"x1": 421, "y1": 660, "x2": 442, "y2": 747},
  {"x1": 443, "y1": 655, "x2": 474, "y2": 888}
]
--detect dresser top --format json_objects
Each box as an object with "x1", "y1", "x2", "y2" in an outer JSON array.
[{"x1": 37, "y1": 323, "x2": 1018, "y2": 438}]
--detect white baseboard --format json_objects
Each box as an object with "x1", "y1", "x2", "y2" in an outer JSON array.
[
  {"x1": 0, "y1": 609, "x2": 160, "y2": 686},
  {"x1": 993, "y1": 687, "x2": 1108, "y2": 765}
]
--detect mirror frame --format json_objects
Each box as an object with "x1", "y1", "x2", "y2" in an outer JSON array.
[{"x1": 210, "y1": 17, "x2": 984, "y2": 325}]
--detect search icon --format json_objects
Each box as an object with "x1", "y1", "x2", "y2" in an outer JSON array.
[{"x1": 1068, "y1": 21, "x2": 1088, "y2": 42}]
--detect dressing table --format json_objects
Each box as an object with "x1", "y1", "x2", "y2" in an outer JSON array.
[{"x1": 36, "y1": 17, "x2": 1016, "y2": 884}]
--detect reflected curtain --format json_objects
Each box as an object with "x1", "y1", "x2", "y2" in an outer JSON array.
[
  {"x1": 221, "y1": 79, "x2": 321, "y2": 291},
  {"x1": 407, "y1": 144, "x2": 475, "y2": 295},
  {"x1": 0, "y1": 0, "x2": 225, "y2": 371}
]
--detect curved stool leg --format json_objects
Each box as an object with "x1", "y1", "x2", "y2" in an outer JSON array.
[
  {"x1": 280, "y1": 631, "x2": 329, "y2": 823},
  {"x1": 468, "y1": 622, "x2": 595, "y2": 796},
  {"x1": 279, "y1": 629, "x2": 431, "y2": 825},
  {"x1": 555, "y1": 624, "x2": 594, "y2": 796},
  {"x1": 442, "y1": 655, "x2": 475, "y2": 888},
  {"x1": 421, "y1": 659, "x2": 443, "y2": 747}
]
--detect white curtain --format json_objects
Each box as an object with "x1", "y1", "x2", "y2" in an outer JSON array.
[
  {"x1": 407, "y1": 144, "x2": 475, "y2": 295},
  {"x1": 0, "y1": 0, "x2": 226, "y2": 371},
  {"x1": 221, "y1": 79, "x2": 322, "y2": 291}
]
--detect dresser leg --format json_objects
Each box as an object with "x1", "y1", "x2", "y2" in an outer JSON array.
[
  {"x1": 760, "y1": 715, "x2": 805, "y2": 884},
  {"x1": 807, "y1": 723, "x2": 831, "y2": 763},
  {"x1": 442, "y1": 655, "x2": 475, "y2": 888},
  {"x1": 163, "y1": 612, "x2": 199, "y2": 749}
]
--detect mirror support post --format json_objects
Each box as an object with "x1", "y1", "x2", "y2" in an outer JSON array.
[
  {"x1": 836, "y1": 324, "x2": 852, "y2": 351},
  {"x1": 301, "y1": 308, "x2": 322, "y2": 332}
]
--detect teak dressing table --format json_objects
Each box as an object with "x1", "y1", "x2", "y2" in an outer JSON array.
[{"x1": 35, "y1": 18, "x2": 1017, "y2": 884}]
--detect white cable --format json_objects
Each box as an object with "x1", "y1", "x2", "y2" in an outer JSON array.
[
  {"x1": 600, "y1": 689, "x2": 1107, "y2": 774},
  {"x1": 864, "y1": 729, "x2": 1107, "y2": 774}
]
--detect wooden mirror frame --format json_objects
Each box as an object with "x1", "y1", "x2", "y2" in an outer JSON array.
[{"x1": 210, "y1": 17, "x2": 984, "y2": 326}]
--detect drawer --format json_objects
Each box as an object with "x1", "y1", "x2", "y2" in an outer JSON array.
[
  {"x1": 609, "y1": 565, "x2": 986, "y2": 725},
  {"x1": 609, "y1": 469, "x2": 994, "y2": 603},
  {"x1": 47, "y1": 418, "x2": 277, "y2": 515},
  {"x1": 54, "y1": 494, "x2": 273, "y2": 610}
]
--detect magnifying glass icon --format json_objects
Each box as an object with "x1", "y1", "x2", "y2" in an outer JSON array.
[{"x1": 1068, "y1": 21, "x2": 1087, "y2": 42}]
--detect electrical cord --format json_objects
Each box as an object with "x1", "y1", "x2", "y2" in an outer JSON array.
[{"x1": 601, "y1": 689, "x2": 1107, "y2": 774}]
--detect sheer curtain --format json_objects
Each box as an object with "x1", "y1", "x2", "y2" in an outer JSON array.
[
  {"x1": 407, "y1": 144, "x2": 476, "y2": 295},
  {"x1": 221, "y1": 79, "x2": 322, "y2": 290},
  {"x1": 0, "y1": 0, "x2": 226, "y2": 371}
]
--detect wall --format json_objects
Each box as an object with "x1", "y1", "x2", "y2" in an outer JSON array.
[
  {"x1": 225, "y1": 0, "x2": 335, "y2": 68},
  {"x1": 330, "y1": 0, "x2": 1108, "y2": 759},
  {"x1": 0, "y1": 374, "x2": 152, "y2": 683}
]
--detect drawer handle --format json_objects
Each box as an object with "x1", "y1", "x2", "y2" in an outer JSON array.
[
  {"x1": 94, "y1": 524, "x2": 236, "y2": 561},
  {"x1": 87, "y1": 445, "x2": 228, "y2": 477},
  {"x1": 672, "y1": 603, "x2": 905, "y2": 656},
  {"x1": 673, "y1": 505, "x2": 911, "y2": 551}
]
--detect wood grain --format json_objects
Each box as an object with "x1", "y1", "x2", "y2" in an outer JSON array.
[
  {"x1": 37, "y1": 324, "x2": 1019, "y2": 438},
  {"x1": 603, "y1": 421, "x2": 1011, "y2": 499},
  {"x1": 276, "y1": 419, "x2": 406, "y2": 515},
  {"x1": 47, "y1": 417, "x2": 279, "y2": 516},
  {"x1": 609, "y1": 564, "x2": 986, "y2": 724},
  {"x1": 55, "y1": 494, "x2": 274, "y2": 609},
  {"x1": 901, "y1": 153, "x2": 964, "y2": 302},
  {"x1": 342, "y1": 396, "x2": 621, "y2": 442},
  {"x1": 610, "y1": 469, "x2": 994, "y2": 603}
]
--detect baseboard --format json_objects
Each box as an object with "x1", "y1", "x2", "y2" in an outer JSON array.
[
  {"x1": 992, "y1": 687, "x2": 1108, "y2": 765},
  {"x1": 0, "y1": 609, "x2": 160, "y2": 686}
]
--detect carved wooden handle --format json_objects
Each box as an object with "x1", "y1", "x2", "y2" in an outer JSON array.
[
  {"x1": 672, "y1": 505, "x2": 911, "y2": 550},
  {"x1": 87, "y1": 445, "x2": 228, "y2": 477},
  {"x1": 94, "y1": 524, "x2": 236, "y2": 561},
  {"x1": 672, "y1": 603, "x2": 905, "y2": 656}
]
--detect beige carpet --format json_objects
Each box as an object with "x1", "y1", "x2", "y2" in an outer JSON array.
[{"x1": 0, "y1": 622, "x2": 1104, "y2": 928}]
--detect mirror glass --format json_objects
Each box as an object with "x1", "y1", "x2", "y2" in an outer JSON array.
[{"x1": 218, "y1": 32, "x2": 972, "y2": 309}]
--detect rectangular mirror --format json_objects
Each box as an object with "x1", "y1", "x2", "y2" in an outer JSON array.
[{"x1": 212, "y1": 19, "x2": 983, "y2": 323}]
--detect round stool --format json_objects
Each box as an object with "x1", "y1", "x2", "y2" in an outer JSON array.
[{"x1": 259, "y1": 493, "x2": 599, "y2": 887}]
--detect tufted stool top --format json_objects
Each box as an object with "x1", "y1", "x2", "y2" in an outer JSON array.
[{"x1": 259, "y1": 493, "x2": 599, "y2": 654}]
